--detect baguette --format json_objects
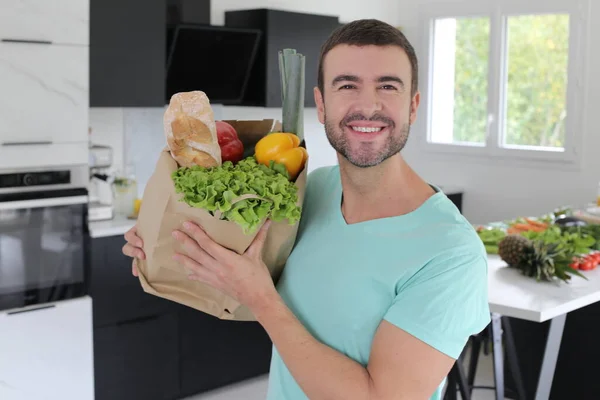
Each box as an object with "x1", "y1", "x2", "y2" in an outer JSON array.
[{"x1": 164, "y1": 91, "x2": 222, "y2": 168}]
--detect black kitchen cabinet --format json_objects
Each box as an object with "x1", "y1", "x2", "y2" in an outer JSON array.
[
  {"x1": 94, "y1": 312, "x2": 180, "y2": 400},
  {"x1": 179, "y1": 306, "x2": 273, "y2": 397},
  {"x1": 90, "y1": 234, "x2": 274, "y2": 399},
  {"x1": 167, "y1": 0, "x2": 210, "y2": 25},
  {"x1": 447, "y1": 192, "x2": 463, "y2": 213},
  {"x1": 89, "y1": 236, "x2": 174, "y2": 327},
  {"x1": 90, "y1": 0, "x2": 166, "y2": 107},
  {"x1": 225, "y1": 9, "x2": 341, "y2": 108}
]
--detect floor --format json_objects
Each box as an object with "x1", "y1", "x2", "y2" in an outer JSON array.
[{"x1": 184, "y1": 342, "x2": 502, "y2": 400}]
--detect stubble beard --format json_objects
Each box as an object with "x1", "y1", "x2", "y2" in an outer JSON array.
[{"x1": 324, "y1": 110, "x2": 411, "y2": 168}]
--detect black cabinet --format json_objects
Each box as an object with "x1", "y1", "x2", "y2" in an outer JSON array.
[
  {"x1": 447, "y1": 192, "x2": 463, "y2": 213},
  {"x1": 179, "y1": 307, "x2": 273, "y2": 397},
  {"x1": 89, "y1": 236, "x2": 173, "y2": 327},
  {"x1": 94, "y1": 313, "x2": 180, "y2": 400},
  {"x1": 90, "y1": 235, "x2": 274, "y2": 399},
  {"x1": 90, "y1": 0, "x2": 166, "y2": 107},
  {"x1": 225, "y1": 9, "x2": 341, "y2": 107}
]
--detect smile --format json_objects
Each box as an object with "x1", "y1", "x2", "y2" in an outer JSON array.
[{"x1": 351, "y1": 126, "x2": 382, "y2": 133}]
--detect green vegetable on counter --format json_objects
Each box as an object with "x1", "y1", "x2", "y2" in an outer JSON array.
[
  {"x1": 521, "y1": 226, "x2": 596, "y2": 258},
  {"x1": 477, "y1": 228, "x2": 506, "y2": 254},
  {"x1": 561, "y1": 224, "x2": 600, "y2": 251},
  {"x1": 172, "y1": 157, "x2": 302, "y2": 234}
]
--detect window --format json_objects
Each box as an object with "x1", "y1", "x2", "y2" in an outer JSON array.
[{"x1": 418, "y1": 0, "x2": 589, "y2": 164}]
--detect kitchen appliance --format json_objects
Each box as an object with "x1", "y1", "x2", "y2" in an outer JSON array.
[
  {"x1": 165, "y1": 23, "x2": 262, "y2": 104},
  {"x1": 89, "y1": 144, "x2": 114, "y2": 221},
  {"x1": 0, "y1": 165, "x2": 89, "y2": 312}
]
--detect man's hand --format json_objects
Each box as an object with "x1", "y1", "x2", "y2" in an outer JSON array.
[
  {"x1": 122, "y1": 225, "x2": 145, "y2": 277},
  {"x1": 171, "y1": 220, "x2": 278, "y2": 312}
]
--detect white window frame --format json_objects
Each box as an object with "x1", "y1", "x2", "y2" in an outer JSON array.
[{"x1": 414, "y1": 0, "x2": 590, "y2": 169}]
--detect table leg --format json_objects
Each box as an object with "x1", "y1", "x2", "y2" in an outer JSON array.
[
  {"x1": 502, "y1": 317, "x2": 527, "y2": 400},
  {"x1": 534, "y1": 313, "x2": 567, "y2": 400},
  {"x1": 491, "y1": 313, "x2": 504, "y2": 400}
]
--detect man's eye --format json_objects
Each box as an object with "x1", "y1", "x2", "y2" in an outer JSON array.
[
  {"x1": 381, "y1": 85, "x2": 397, "y2": 90},
  {"x1": 339, "y1": 84, "x2": 356, "y2": 90}
]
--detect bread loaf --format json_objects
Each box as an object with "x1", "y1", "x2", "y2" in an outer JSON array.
[{"x1": 164, "y1": 91, "x2": 222, "y2": 168}]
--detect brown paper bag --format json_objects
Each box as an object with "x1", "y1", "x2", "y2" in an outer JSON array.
[{"x1": 135, "y1": 119, "x2": 308, "y2": 321}]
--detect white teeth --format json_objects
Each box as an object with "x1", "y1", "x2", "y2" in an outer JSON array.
[{"x1": 351, "y1": 126, "x2": 382, "y2": 133}]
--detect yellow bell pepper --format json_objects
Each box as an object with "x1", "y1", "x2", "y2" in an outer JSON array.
[{"x1": 255, "y1": 133, "x2": 307, "y2": 180}]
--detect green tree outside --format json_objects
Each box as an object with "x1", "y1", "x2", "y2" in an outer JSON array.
[{"x1": 450, "y1": 14, "x2": 569, "y2": 148}]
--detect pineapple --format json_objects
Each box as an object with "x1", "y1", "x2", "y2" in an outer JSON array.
[
  {"x1": 498, "y1": 234, "x2": 582, "y2": 283},
  {"x1": 498, "y1": 234, "x2": 530, "y2": 267}
]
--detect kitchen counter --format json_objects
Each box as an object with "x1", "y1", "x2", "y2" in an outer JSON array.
[{"x1": 88, "y1": 213, "x2": 136, "y2": 239}]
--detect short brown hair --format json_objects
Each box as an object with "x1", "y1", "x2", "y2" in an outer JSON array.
[{"x1": 317, "y1": 19, "x2": 419, "y2": 97}]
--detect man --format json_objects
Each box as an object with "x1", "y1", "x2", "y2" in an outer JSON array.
[{"x1": 123, "y1": 19, "x2": 490, "y2": 400}]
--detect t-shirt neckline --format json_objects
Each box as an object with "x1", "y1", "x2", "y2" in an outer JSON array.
[{"x1": 334, "y1": 177, "x2": 444, "y2": 228}]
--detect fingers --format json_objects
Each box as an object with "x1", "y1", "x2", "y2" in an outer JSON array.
[
  {"x1": 124, "y1": 226, "x2": 143, "y2": 248},
  {"x1": 132, "y1": 259, "x2": 139, "y2": 277},
  {"x1": 181, "y1": 221, "x2": 230, "y2": 260},
  {"x1": 246, "y1": 220, "x2": 272, "y2": 259},
  {"x1": 173, "y1": 253, "x2": 218, "y2": 287},
  {"x1": 122, "y1": 243, "x2": 146, "y2": 260},
  {"x1": 172, "y1": 230, "x2": 218, "y2": 271}
]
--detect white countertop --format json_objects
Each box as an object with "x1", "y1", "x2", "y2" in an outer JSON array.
[
  {"x1": 487, "y1": 255, "x2": 600, "y2": 322},
  {"x1": 88, "y1": 213, "x2": 136, "y2": 239}
]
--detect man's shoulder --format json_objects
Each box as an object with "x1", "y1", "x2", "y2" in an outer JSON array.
[{"x1": 415, "y1": 196, "x2": 488, "y2": 276}]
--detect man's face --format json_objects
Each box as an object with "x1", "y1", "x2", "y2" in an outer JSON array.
[{"x1": 315, "y1": 44, "x2": 420, "y2": 168}]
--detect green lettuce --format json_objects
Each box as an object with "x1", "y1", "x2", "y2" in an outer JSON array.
[{"x1": 172, "y1": 157, "x2": 302, "y2": 234}]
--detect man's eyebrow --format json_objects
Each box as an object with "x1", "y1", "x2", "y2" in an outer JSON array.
[
  {"x1": 331, "y1": 74, "x2": 406, "y2": 89},
  {"x1": 377, "y1": 75, "x2": 405, "y2": 89},
  {"x1": 331, "y1": 75, "x2": 361, "y2": 85}
]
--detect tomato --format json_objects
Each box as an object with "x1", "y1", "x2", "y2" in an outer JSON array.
[
  {"x1": 580, "y1": 260, "x2": 594, "y2": 271},
  {"x1": 584, "y1": 253, "x2": 599, "y2": 268},
  {"x1": 569, "y1": 261, "x2": 580, "y2": 270}
]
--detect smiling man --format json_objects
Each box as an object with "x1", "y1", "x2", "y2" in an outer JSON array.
[{"x1": 123, "y1": 19, "x2": 490, "y2": 400}]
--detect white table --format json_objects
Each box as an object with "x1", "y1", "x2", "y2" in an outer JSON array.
[{"x1": 486, "y1": 255, "x2": 600, "y2": 400}]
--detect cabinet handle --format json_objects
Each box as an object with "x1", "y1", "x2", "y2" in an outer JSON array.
[
  {"x1": 8, "y1": 304, "x2": 56, "y2": 316},
  {"x1": 2, "y1": 141, "x2": 53, "y2": 146},
  {"x1": 116, "y1": 314, "x2": 160, "y2": 326},
  {"x1": 1, "y1": 38, "x2": 53, "y2": 45}
]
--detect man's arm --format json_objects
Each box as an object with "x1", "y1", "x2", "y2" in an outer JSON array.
[{"x1": 254, "y1": 294, "x2": 456, "y2": 400}]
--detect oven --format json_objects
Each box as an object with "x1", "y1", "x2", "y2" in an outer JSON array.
[{"x1": 0, "y1": 165, "x2": 90, "y2": 312}]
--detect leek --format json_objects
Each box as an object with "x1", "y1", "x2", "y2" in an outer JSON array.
[{"x1": 278, "y1": 48, "x2": 305, "y2": 142}]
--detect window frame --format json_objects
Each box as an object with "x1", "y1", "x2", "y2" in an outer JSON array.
[{"x1": 414, "y1": 0, "x2": 590, "y2": 169}]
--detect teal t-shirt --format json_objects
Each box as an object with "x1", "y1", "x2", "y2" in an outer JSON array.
[{"x1": 266, "y1": 165, "x2": 490, "y2": 400}]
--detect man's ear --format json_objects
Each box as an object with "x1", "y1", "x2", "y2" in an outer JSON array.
[
  {"x1": 314, "y1": 87, "x2": 325, "y2": 124},
  {"x1": 409, "y1": 91, "x2": 421, "y2": 125}
]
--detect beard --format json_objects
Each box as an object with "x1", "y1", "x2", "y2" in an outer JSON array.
[{"x1": 324, "y1": 110, "x2": 411, "y2": 168}]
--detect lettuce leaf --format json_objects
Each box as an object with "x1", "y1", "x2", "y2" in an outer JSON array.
[{"x1": 172, "y1": 157, "x2": 301, "y2": 234}]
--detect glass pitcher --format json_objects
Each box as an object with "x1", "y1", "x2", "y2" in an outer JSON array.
[{"x1": 112, "y1": 164, "x2": 138, "y2": 217}]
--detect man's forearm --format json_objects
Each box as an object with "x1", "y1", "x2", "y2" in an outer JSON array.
[{"x1": 253, "y1": 293, "x2": 377, "y2": 400}]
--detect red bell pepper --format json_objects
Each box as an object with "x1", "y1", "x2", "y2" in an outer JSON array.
[{"x1": 216, "y1": 121, "x2": 244, "y2": 164}]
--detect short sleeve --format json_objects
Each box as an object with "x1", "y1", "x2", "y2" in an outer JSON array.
[{"x1": 383, "y1": 252, "x2": 491, "y2": 360}]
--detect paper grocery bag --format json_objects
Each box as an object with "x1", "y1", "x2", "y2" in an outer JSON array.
[{"x1": 134, "y1": 120, "x2": 308, "y2": 321}]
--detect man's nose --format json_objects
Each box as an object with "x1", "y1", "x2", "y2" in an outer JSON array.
[{"x1": 353, "y1": 88, "x2": 383, "y2": 117}]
